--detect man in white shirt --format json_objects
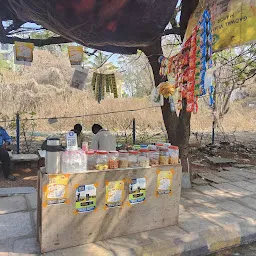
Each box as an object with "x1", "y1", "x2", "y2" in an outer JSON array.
[{"x1": 91, "y1": 124, "x2": 116, "y2": 151}]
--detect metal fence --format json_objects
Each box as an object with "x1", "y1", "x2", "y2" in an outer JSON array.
[{"x1": 1, "y1": 112, "x2": 243, "y2": 154}]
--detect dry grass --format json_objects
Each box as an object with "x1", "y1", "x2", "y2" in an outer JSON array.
[{"x1": 0, "y1": 49, "x2": 255, "y2": 135}]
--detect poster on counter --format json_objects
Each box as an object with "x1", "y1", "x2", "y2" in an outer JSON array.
[
  {"x1": 157, "y1": 170, "x2": 173, "y2": 195},
  {"x1": 129, "y1": 178, "x2": 146, "y2": 204},
  {"x1": 14, "y1": 42, "x2": 34, "y2": 65},
  {"x1": 75, "y1": 184, "x2": 97, "y2": 213},
  {"x1": 106, "y1": 180, "x2": 124, "y2": 208},
  {"x1": 45, "y1": 174, "x2": 69, "y2": 206},
  {"x1": 68, "y1": 46, "x2": 84, "y2": 66}
]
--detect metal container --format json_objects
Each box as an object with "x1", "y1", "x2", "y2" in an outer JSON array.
[{"x1": 45, "y1": 138, "x2": 63, "y2": 174}]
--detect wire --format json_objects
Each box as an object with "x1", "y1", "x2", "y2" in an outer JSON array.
[{"x1": 0, "y1": 106, "x2": 160, "y2": 123}]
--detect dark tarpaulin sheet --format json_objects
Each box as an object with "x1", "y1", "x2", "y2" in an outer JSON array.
[{"x1": 7, "y1": 0, "x2": 178, "y2": 49}]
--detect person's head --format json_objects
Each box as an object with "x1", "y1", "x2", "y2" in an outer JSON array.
[
  {"x1": 92, "y1": 124, "x2": 103, "y2": 134},
  {"x1": 74, "y1": 124, "x2": 82, "y2": 135}
]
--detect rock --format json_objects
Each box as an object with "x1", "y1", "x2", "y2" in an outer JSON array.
[
  {"x1": 182, "y1": 173, "x2": 192, "y2": 189},
  {"x1": 233, "y1": 164, "x2": 255, "y2": 168},
  {"x1": 192, "y1": 178, "x2": 209, "y2": 185},
  {"x1": 207, "y1": 157, "x2": 237, "y2": 165}
]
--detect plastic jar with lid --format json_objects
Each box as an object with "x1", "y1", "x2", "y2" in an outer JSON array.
[
  {"x1": 128, "y1": 150, "x2": 139, "y2": 168},
  {"x1": 149, "y1": 150, "x2": 160, "y2": 166},
  {"x1": 159, "y1": 147, "x2": 169, "y2": 165},
  {"x1": 163, "y1": 143, "x2": 171, "y2": 148},
  {"x1": 95, "y1": 151, "x2": 109, "y2": 170},
  {"x1": 86, "y1": 151, "x2": 96, "y2": 170},
  {"x1": 168, "y1": 146, "x2": 179, "y2": 164},
  {"x1": 138, "y1": 149, "x2": 150, "y2": 168},
  {"x1": 118, "y1": 150, "x2": 129, "y2": 168},
  {"x1": 155, "y1": 143, "x2": 164, "y2": 151},
  {"x1": 148, "y1": 145, "x2": 157, "y2": 151},
  {"x1": 108, "y1": 151, "x2": 119, "y2": 169}
]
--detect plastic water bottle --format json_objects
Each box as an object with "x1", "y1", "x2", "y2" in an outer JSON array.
[
  {"x1": 79, "y1": 150, "x2": 87, "y2": 172},
  {"x1": 62, "y1": 151, "x2": 70, "y2": 174},
  {"x1": 69, "y1": 151, "x2": 75, "y2": 173},
  {"x1": 73, "y1": 150, "x2": 82, "y2": 173}
]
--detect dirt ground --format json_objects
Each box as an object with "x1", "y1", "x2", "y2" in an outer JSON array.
[
  {"x1": 0, "y1": 162, "x2": 38, "y2": 189},
  {"x1": 190, "y1": 131, "x2": 256, "y2": 177}
]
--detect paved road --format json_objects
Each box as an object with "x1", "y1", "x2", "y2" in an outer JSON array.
[{"x1": 211, "y1": 242, "x2": 256, "y2": 256}]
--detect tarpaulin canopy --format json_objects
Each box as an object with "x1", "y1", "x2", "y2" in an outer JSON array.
[{"x1": 0, "y1": 0, "x2": 199, "y2": 54}]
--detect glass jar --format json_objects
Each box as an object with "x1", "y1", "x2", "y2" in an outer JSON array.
[
  {"x1": 95, "y1": 151, "x2": 109, "y2": 170},
  {"x1": 78, "y1": 149, "x2": 87, "y2": 173},
  {"x1": 86, "y1": 151, "x2": 96, "y2": 170},
  {"x1": 128, "y1": 150, "x2": 139, "y2": 168},
  {"x1": 82, "y1": 142, "x2": 88, "y2": 152},
  {"x1": 163, "y1": 143, "x2": 171, "y2": 148},
  {"x1": 159, "y1": 147, "x2": 169, "y2": 165},
  {"x1": 148, "y1": 145, "x2": 157, "y2": 151},
  {"x1": 118, "y1": 150, "x2": 129, "y2": 168},
  {"x1": 108, "y1": 151, "x2": 119, "y2": 169},
  {"x1": 132, "y1": 145, "x2": 141, "y2": 150},
  {"x1": 138, "y1": 149, "x2": 150, "y2": 168},
  {"x1": 168, "y1": 146, "x2": 179, "y2": 164},
  {"x1": 149, "y1": 150, "x2": 160, "y2": 166},
  {"x1": 155, "y1": 143, "x2": 164, "y2": 147}
]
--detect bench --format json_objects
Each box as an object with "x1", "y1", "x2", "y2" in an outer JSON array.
[{"x1": 9, "y1": 153, "x2": 40, "y2": 168}]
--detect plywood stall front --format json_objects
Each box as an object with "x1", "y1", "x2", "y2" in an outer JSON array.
[{"x1": 37, "y1": 165, "x2": 182, "y2": 253}]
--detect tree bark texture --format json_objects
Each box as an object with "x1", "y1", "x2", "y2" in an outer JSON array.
[{"x1": 141, "y1": 39, "x2": 191, "y2": 174}]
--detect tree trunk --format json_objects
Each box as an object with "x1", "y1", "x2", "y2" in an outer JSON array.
[{"x1": 141, "y1": 39, "x2": 191, "y2": 174}]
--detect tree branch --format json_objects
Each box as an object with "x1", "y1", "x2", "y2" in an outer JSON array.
[
  {"x1": 0, "y1": 33, "x2": 138, "y2": 54},
  {"x1": 0, "y1": 35, "x2": 71, "y2": 46},
  {"x1": 163, "y1": 27, "x2": 181, "y2": 36}
]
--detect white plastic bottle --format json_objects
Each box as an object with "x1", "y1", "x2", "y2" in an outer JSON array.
[
  {"x1": 73, "y1": 150, "x2": 82, "y2": 173},
  {"x1": 61, "y1": 151, "x2": 70, "y2": 174},
  {"x1": 79, "y1": 150, "x2": 87, "y2": 172},
  {"x1": 69, "y1": 151, "x2": 75, "y2": 173}
]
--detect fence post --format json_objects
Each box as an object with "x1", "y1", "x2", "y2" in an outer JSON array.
[
  {"x1": 16, "y1": 113, "x2": 20, "y2": 154},
  {"x1": 212, "y1": 120, "x2": 215, "y2": 145},
  {"x1": 132, "y1": 118, "x2": 136, "y2": 145},
  {"x1": 211, "y1": 71, "x2": 217, "y2": 145}
]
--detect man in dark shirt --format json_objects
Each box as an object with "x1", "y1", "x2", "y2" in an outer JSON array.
[{"x1": 0, "y1": 127, "x2": 16, "y2": 181}]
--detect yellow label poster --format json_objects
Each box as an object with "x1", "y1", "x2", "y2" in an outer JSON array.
[
  {"x1": 68, "y1": 46, "x2": 84, "y2": 66},
  {"x1": 14, "y1": 42, "x2": 34, "y2": 62},
  {"x1": 157, "y1": 170, "x2": 173, "y2": 195},
  {"x1": 106, "y1": 180, "x2": 124, "y2": 208},
  {"x1": 185, "y1": 0, "x2": 256, "y2": 51},
  {"x1": 45, "y1": 174, "x2": 69, "y2": 206}
]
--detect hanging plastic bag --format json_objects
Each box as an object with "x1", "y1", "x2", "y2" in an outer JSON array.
[
  {"x1": 71, "y1": 67, "x2": 89, "y2": 90},
  {"x1": 204, "y1": 68, "x2": 213, "y2": 91},
  {"x1": 151, "y1": 86, "x2": 164, "y2": 106},
  {"x1": 169, "y1": 96, "x2": 176, "y2": 112}
]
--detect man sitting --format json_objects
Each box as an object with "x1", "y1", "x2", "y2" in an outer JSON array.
[
  {"x1": 91, "y1": 124, "x2": 116, "y2": 151},
  {"x1": 0, "y1": 127, "x2": 16, "y2": 181},
  {"x1": 73, "y1": 124, "x2": 87, "y2": 148}
]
